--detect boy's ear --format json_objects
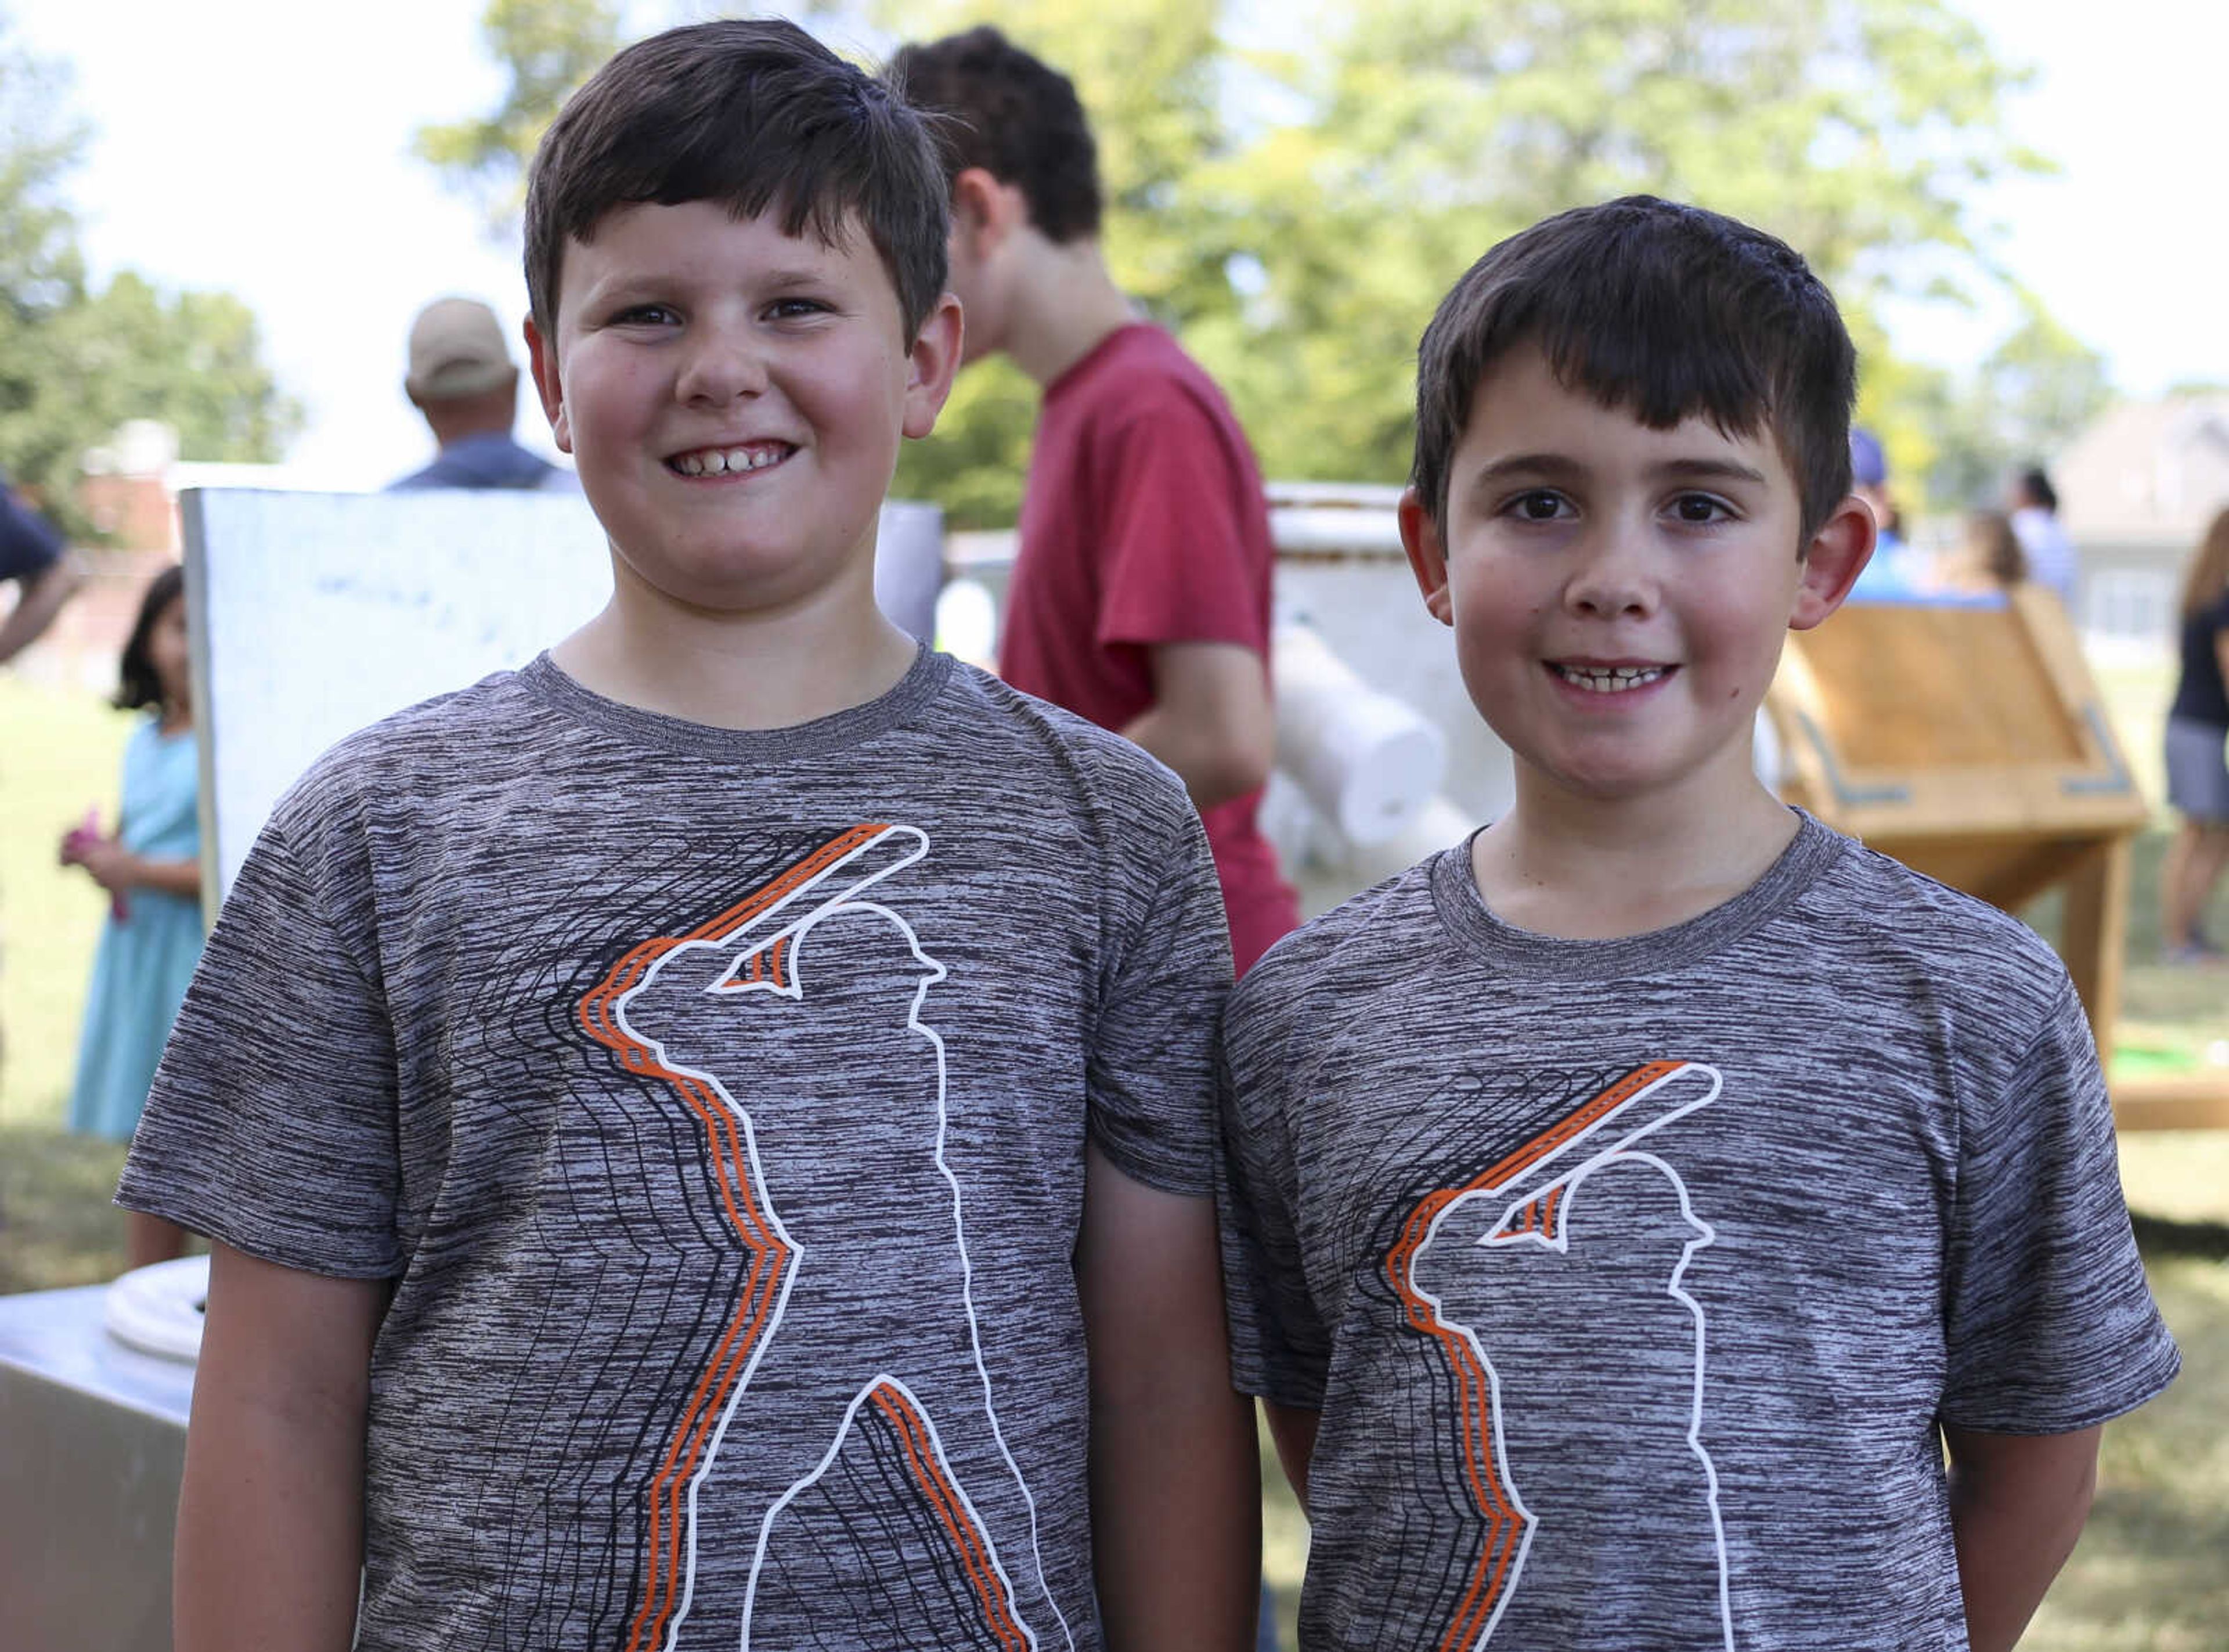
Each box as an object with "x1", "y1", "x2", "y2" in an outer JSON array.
[
  {"x1": 524, "y1": 315, "x2": 571, "y2": 455},
  {"x1": 951, "y1": 166, "x2": 1022, "y2": 255},
  {"x1": 1789, "y1": 493, "x2": 1877, "y2": 632},
  {"x1": 1397, "y1": 485, "x2": 1456, "y2": 626},
  {"x1": 902, "y1": 292, "x2": 966, "y2": 440}
]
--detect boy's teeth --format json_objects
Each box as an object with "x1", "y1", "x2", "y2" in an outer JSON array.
[
  {"x1": 672, "y1": 445, "x2": 786, "y2": 476},
  {"x1": 1554, "y1": 664, "x2": 1665, "y2": 693}
]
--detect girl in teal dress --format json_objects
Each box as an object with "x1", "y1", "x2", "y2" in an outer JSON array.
[{"x1": 60, "y1": 565, "x2": 202, "y2": 1267}]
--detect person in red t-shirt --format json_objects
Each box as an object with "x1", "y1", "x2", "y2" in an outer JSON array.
[{"x1": 893, "y1": 27, "x2": 1300, "y2": 977}]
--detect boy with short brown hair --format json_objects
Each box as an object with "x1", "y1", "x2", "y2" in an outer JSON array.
[
  {"x1": 1218, "y1": 196, "x2": 2177, "y2": 1651},
  {"x1": 122, "y1": 20, "x2": 1256, "y2": 1650}
]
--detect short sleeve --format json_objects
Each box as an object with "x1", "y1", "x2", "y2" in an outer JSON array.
[
  {"x1": 1085, "y1": 796, "x2": 1232, "y2": 1196},
  {"x1": 1094, "y1": 398, "x2": 1270, "y2": 655},
  {"x1": 0, "y1": 482, "x2": 64, "y2": 580},
  {"x1": 1939, "y1": 979, "x2": 2179, "y2": 1431},
  {"x1": 116, "y1": 811, "x2": 405, "y2": 1278},
  {"x1": 1217, "y1": 975, "x2": 1333, "y2": 1409}
]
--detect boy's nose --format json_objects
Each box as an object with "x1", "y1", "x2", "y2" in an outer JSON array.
[
  {"x1": 675, "y1": 321, "x2": 771, "y2": 405},
  {"x1": 1563, "y1": 520, "x2": 1659, "y2": 618}
]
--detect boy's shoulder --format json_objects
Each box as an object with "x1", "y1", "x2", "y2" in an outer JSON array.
[
  {"x1": 263, "y1": 665, "x2": 542, "y2": 839},
  {"x1": 1227, "y1": 853, "x2": 1447, "y2": 1053},
  {"x1": 1794, "y1": 824, "x2": 2079, "y2": 1029},
  {"x1": 938, "y1": 657, "x2": 1203, "y2": 834},
  {"x1": 1063, "y1": 324, "x2": 1248, "y2": 436}
]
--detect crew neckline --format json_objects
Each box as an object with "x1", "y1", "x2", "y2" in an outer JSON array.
[
  {"x1": 1429, "y1": 809, "x2": 1848, "y2": 979},
  {"x1": 517, "y1": 645, "x2": 955, "y2": 763}
]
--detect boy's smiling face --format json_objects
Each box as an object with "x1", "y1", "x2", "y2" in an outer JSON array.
[
  {"x1": 528, "y1": 200, "x2": 959, "y2": 619},
  {"x1": 1401, "y1": 343, "x2": 1869, "y2": 812}
]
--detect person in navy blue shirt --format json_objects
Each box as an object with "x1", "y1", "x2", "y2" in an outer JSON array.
[{"x1": 0, "y1": 470, "x2": 84, "y2": 665}]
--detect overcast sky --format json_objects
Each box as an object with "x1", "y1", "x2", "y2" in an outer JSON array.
[{"x1": 9, "y1": 0, "x2": 2221, "y2": 488}]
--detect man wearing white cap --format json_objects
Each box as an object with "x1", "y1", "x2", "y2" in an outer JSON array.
[{"x1": 388, "y1": 296, "x2": 571, "y2": 492}]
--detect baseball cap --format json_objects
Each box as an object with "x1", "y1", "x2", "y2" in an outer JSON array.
[
  {"x1": 1848, "y1": 427, "x2": 1888, "y2": 489},
  {"x1": 405, "y1": 297, "x2": 516, "y2": 402}
]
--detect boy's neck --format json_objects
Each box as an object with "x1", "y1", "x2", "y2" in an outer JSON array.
[
  {"x1": 1470, "y1": 759, "x2": 1800, "y2": 942},
  {"x1": 1002, "y1": 237, "x2": 1139, "y2": 388},
  {"x1": 549, "y1": 565, "x2": 920, "y2": 731}
]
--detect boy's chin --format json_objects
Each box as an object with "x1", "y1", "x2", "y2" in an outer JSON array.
[
  {"x1": 610, "y1": 539, "x2": 881, "y2": 618},
  {"x1": 1510, "y1": 733, "x2": 1771, "y2": 813}
]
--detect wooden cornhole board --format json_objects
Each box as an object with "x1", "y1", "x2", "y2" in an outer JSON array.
[{"x1": 1766, "y1": 587, "x2": 2221, "y2": 1131}]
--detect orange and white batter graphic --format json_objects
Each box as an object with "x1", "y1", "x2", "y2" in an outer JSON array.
[
  {"x1": 578, "y1": 825, "x2": 1068, "y2": 1652},
  {"x1": 1387, "y1": 1062, "x2": 1733, "y2": 1651}
]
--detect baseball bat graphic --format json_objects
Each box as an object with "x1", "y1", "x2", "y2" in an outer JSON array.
[
  {"x1": 1482, "y1": 1062, "x2": 1721, "y2": 1240},
  {"x1": 698, "y1": 824, "x2": 930, "y2": 982}
]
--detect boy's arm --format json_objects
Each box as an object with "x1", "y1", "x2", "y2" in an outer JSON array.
[
  {"x1": 1942, "y1": 1423, "x2": 2101, "y2": 1652},
  {"x1": 1120, "y1": 641, "x2": 1275, "y2": 813},
  {"x1": 1077, "y1": 1139, "x2": 1260, "y2": 1652},
  {"x1": 1261, "y1": 1400, "x2": 1320, "y2": 1512},
  {"x1": 175, "y1": 1242, "x2": 385, "y2": 1652},
  {"x1": 0, "y1": 548, "x2": 85, "y2": 664}
]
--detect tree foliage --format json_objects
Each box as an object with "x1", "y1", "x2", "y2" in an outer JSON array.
[
  {"x1": 0, "y1": 20, "x2": 298, "y2": 535},
  {"x1": 1907, "y1": 293, "x2": 2113, "y2": 508},
  {"x1": 412, "y1": 0, "x2": 625, "y2": 232},
  {"x1": 419, "y1": 0, "x2": 2101, "y2": 528},
  {"x1": 1196, "y1": 0, "x2": 2054, "y2": 492}
]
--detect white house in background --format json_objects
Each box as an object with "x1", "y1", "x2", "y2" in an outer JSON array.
[{"x1": 2056, "y1": 395, "x2": 2229, "y2": 655}]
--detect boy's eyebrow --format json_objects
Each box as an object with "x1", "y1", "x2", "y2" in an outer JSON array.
[
  {"x1": 1467, "y1": 453, "x2": 1589, "y2": 486},
  {"x1": 753, "y1": 264, "x2": 841, "y2": 288},
  {"x1": 1649, "y1": 457, "x2": 1770, "y2": 486},
  {"x1": 580, "y1": 264, "x2": 839, "y2": 304},
  {"x1": 1466, "y1": 455, "x2": 1770, "y2": 487}
]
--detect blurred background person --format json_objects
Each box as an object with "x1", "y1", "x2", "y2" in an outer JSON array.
[
  {"x1": 388, "y1": 295, "x2": 567, "y2": 492},
  {"x1": 0, "y1": 468, "x2": 85, "y2": 666},
  {"x1": 58, "y1": 565, "x2": 202, "y2": 1266},
  {"x1": 1844, "y1": 428, "x2": 1911, "y2": 599},
  {"x1": 2008, "y1": 464, "x2": 2078, "y2": 607},
  {"x1": 2161, "y1": 507, "x2": 2229, "y2": 965},
  {"x1": 1949, "y1": 508, "x2": 2029, "y2": 596},
  {"x1": 896, "y1": 27, "x2": 1298, "y2": 977}
]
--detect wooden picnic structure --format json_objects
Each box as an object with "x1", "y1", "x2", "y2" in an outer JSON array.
[{"x1": 1766, "y1": 586, "x2": 2228, "y2": 1131}]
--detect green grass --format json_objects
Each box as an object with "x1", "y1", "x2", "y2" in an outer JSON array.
[
  {"x1": 3, "y1": 661, "x2": 2227, "y2": 1650},
  {"x1": 2024, "y1": 1238, "x2": 2229, "y2": 1652},
  {"x1": 1, "y1": 672, "x2": 134, "y2": 1129}
]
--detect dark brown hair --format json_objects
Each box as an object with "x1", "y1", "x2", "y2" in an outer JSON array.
[
  {"x1": 888, "y1": 26, "x2": 1102, "y2": 244},
  {"x1": 2015, "y1": 466, "x2": 2058, "y2": 513},
  {"x1": 524, "y1": 19, "x2": 949, "y2": 340},
  {"x1": 1411, "y1": 196, "x2": 1857, "y2": 547},
  {"x1": 1962, "y1": 510, "x2": 2027, "y2": 590},
  {"x1": 116, "y1": 564, "x2": 185, "y2": 713},
  {"x1": 2180, "y1": 507, "x2": 2229, "y2": 618}
]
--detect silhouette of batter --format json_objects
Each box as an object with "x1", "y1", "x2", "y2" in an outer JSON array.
[
  {"x1": 1410, "y1": 1148, "x2": 1732, "y2": 1651},
  {"x1": 581, "y1": 825, "x2": 1067, "y2": 1652}
]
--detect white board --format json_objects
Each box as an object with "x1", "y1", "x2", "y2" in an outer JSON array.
[{"x1": 182, "y1": 488, "x2": 943, "y2": 907}]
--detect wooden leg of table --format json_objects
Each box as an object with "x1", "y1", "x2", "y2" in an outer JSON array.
[{"x1": 2059, "y1": 837, "x2": 2130, "y2": 1060}]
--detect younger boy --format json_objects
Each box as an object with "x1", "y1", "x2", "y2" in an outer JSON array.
[
  {"x1": 1216, "y1": 196, "x2": 2177, "y2": 1652},
  {"x1": 892, "y1": 27, "x2": 1299, "y2": 975},
  {"x1": 119, "y1": 21, "x2": 1256, "y2": 1651}
]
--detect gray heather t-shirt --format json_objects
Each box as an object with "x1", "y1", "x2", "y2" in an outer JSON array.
[
  {"x1": 120, "y1": 648, "x2": 1231, "y2": 1652},
  {"x1": 1218, "y1": 813, "x2": 2178, "y2": 1652}
]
